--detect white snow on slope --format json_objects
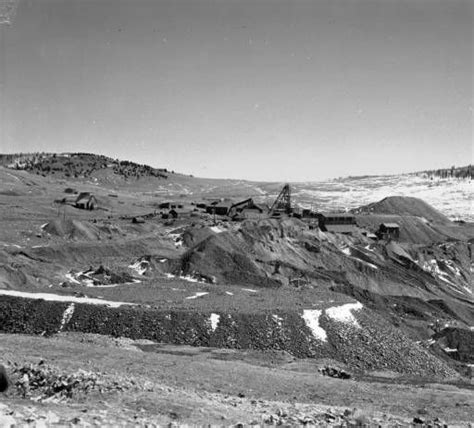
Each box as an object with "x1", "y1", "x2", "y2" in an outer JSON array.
[
  {"x1": 325, "y1": 302, "x2": 363, "y2": 327},
  {"x1": 164, "y1": 273, "x2": 207, "y2": 284},
  {"x1": 294, "y1": 175, "x2": 473, "y2": 221},
  {"x1": 0, "y1": 289, "x2": 136, "y2": 308},
  {"x1": 58, "y1": 303, "x2": 75, "y2": 332},
  {"x1": 301, "y1": 309, "x2": 327, "y2": 341},
  {"x1": 65, "y1": 273, "x2": 81, "y2": 285},
  {"x1": 209, "y1": 313, "x2": 220, "y2": 331},
  {"x1": 129, "y1": 259, "x2": 149, "y2": 275},
  {"x1": 185, "y1": 292, "x2": 209, "y2": 300}
]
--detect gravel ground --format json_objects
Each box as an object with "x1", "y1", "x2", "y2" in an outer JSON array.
[{"x1": 0, "y1": 333, "x2": 473, "y2": 427}]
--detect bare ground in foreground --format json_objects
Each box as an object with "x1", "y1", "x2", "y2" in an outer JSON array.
[{"x1": 1, "y1": 333, "x2": 473, "y2": 427}]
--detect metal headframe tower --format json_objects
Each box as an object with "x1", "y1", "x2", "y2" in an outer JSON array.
[{"x1": 269, "y1": 184, "x2": 292, "y2": 215}]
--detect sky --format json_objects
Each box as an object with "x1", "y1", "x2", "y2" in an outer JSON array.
[{"x1": 0, "y1": 0, "x2": 472, "y2": 181}]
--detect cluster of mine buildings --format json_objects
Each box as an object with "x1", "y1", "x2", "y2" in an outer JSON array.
[{"x1": 62, "y1": 186, "x2": 401, "y2": 241}]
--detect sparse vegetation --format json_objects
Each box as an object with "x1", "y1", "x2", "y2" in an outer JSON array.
[
  {"x1": 0, "y1": 152, "x2": 168, "y2": 180},
  {"x1": 418, "y1": 165, "x2": 473, "y2": 180}
]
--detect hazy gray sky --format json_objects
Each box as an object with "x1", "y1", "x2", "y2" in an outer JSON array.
[{"x1": 0, "y1": 0, "x2": 472, "y2": 181}]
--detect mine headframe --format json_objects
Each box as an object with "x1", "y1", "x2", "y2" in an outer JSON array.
[{"x1": 269, "y1": 184, "x2": 292, "y2": 216}]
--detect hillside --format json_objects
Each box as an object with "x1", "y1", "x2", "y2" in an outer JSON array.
[
  {"x1": 0, "y1": 152, "x2": 473, "y2": 425},
  {"x1": 417, "y1": 165, "x2": 473, "y2": 180},
  {"x1": 1, "y1": 152, "x2": 472, "y2": 221},
  {"x1": 353, "y1": 196, "x2": 450, "y2": 224},
  {"x1": 0, "y1": 152, "x2": 169, "y2": 181}
]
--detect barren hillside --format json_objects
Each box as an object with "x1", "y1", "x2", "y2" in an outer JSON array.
[{"x1": 0, "y1": 153, "x2": 473, "y2": 426}]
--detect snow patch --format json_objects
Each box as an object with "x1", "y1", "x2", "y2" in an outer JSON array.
[
  {"x1": 58, "y1": 303, "x2": 75, "y2": 332},
  {"x1": 325, "y1": 302, "x2": 363, "y2": 327},
  {"x1": 210, "y1": 226, "x2": 225, "y2": 234},
  {"x1": 65, "y1": 272, "x2": 81, "y2": 285},
  {"x1": 354, "y1": 258, "x2": 379, "y2": 270},
  {"x1": 185, "y1": 292, "x2": 209, "y2": 300},
  {"x1": 165, "y1": 272, "x2": 208, "y2": 284},
  {"x1": 301, "y1": 310, "x2": 327, "y2": 341},
  {"x1": 296, "y1": 174, "x2": 473, "y2": 221},
  {"x1": 340, "y1": 247, "x2": 351, "y2": 256},
  {"x1": 225, "y1": 291, "x2": 234, "y2": 296},
  {"x1": 209, "y1": 313, "x2": 220, "y2": 331},
  {"x1": 129, "y1": 258, "x2": 149, "y2": 275},
  {"x1": 242, "y1": 288, "x2": 258, "y2": 293},
  {"x1": 0, "y1": 289, "x2": 135, "y2": 308}
]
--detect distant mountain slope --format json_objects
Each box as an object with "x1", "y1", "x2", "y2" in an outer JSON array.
[
  {"x1": 353, "y1": 196, "x2": 450, "y2": 224},
  {"x1": 0, "y1": 152, "x2": 472, "y2": 221},
  {"x1": 0, "y1": 152, "x2": 168, "y2": 181}
]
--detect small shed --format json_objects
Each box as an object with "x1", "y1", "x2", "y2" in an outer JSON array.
[
  {"x1": 378, "y1": 223, "x2": 400, "y2": 240},
  {"x1": 75, "y1": 192, "x2": 97, "y2": 210}
]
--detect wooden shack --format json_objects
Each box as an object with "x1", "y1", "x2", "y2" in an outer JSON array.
[
  {"x1": 378, "y1": 223, "x2": 400, "y2": 240},
  {"x1": 318, "y1": 213, "x2": 356, "y2": 231},
  {"x1": 75, "y1": 192, "x2": 97, "y2": 210}
]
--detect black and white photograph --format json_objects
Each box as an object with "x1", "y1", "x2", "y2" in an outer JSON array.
[{"x1": 0, "y1": 0, "x2": 472, "y2": 425}]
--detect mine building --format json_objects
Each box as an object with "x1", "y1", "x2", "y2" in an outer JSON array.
[
  {"x1": 206, "y1": 202, "x2": 233, "y2": 216},
  {"x1": 361, "y1": 230, "x2": 378, "y2": 240},
  {"x1": 302, "y1": 209, "x2": 318, "y2": 218},
  {"x1": 318, "y1": 213, "x2": 357, "y2": 234},
  {"x1": 75, "y1": 192, "x2": 97, "y2": 210},
  {"x1": 159, "y1": 201, "x2": 178, "y2": 209},
  {"x1": 378, "y1": 223, "x2": 400, "y2": 240},
  {"x1": 228, "y1": 198, "x2": 265, "y2": 219}
]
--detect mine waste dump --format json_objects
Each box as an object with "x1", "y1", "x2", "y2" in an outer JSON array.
[
  {"x1": 0, "y1": 194, "x2": 472, "y2": 379},
  {"x1": 0, "y1": 157, "x2": 473, "y2": 425}
]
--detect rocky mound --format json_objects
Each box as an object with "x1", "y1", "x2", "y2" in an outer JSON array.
[
  {"x1": 433, "y1": 327, "x2": 474, "y2": 363},
  {"x1": 173, "y1": 221, "x2": 304, "y2": 288},
  {"x1": 8, "y1": 361, "x2": 139, "y2": 402},
  {"x1": 43, "y1": 219, "x2": 100, "y2": 241},
  {"x1": 176, "y1": 231, "x2": 280, "y2": 288},
  {"x1": 355, "y1": 196, "x2": 450, "y2": 224},
  {"x1": 0, "y1": 295, "x2": 460, "y2": 378}
]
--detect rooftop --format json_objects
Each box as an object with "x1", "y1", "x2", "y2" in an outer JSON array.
[
  {"x1": 380, "y1": 223, "x2": 400, "y2": 229},
  {"x1": 324, "y1": 225, "x2": 358, "y2": 234}
]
